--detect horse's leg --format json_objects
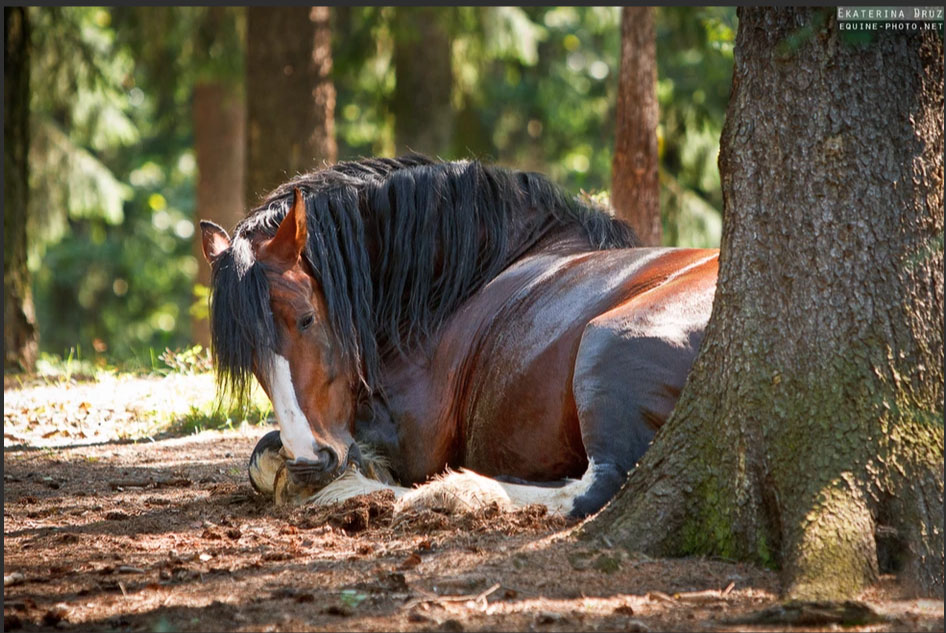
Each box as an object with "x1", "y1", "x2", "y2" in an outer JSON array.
[
  {"x1": 395, "y1": 315, "x2": 698, "y2": 517},
  {"x1": 251, "y1": 427, "x2": 509, "y2": 511},
  {"x1": 250, "y1": 400, "x2": 400, "y2": 503},
  {"x1": 568, "y1": 332, "x2": 691, "y2": 517},
  {"x1": 567, "y1": 285, "x2": 713, "y2": 518}
]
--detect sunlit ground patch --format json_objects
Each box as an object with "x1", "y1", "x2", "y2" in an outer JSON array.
[{"x1": 3, "y1": 371, "x2": 271, "y2": 449}]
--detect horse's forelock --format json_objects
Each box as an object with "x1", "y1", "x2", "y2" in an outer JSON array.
[{"x1": 208, "y1": 240, "x2": 276, "y2": 407}]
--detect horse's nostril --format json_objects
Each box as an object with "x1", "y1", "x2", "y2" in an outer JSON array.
[
  {"x1": 285, "y1": 446, "x2": 341, "y2": 486},
  {"x1": 317, "y1": 446, "x2": 338, "y2": 473}
]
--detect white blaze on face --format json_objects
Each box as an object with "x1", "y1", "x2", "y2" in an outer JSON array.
[{"x1": 268, "y1": 354, "x2": 320, "y2": 461}]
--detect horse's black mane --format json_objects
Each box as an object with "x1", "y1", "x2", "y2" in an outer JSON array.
[{"x1": 209, "y1": 154, "x2": 637, "y2": 405}]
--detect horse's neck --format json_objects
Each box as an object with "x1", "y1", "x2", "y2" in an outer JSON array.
[
  {"x1": 360, "y1": 203, "x2": 555, "y2": 307},
  {"x1": 520, "y1": 222, "x2": 602, "y2": 258}
]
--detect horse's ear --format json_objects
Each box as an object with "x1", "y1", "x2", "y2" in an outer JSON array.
[
  {"x1": 199, "y1": 220, "x2": 231, "y2": 264},
  {"x1": 260, "y1": 188, "x2": 307, "y2": 268}
]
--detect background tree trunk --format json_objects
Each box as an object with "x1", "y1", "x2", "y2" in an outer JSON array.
[
  {"x1": 583, "y1": 7, "x2": 943, "y2": 601},
  {"x1": 245, "y1": 6, "x2": 336, "y2": 207},
  {"x1": 308, "y1": 6, "x2": 336, "y2": 166},
  {"x1": 192, "y1": 82, "x2": 245, "y2": 347},
  {"x1": 4, "y1": 7, "x2": 38, "y2": 372},
  {"x1": 610, "y1": 7, "x2": 660, "y2": 246},
  {"x1": 190, "y1": 7, "x2": 246, "y2": 347},
  {"x1": 392, "y1": 8, "x2": 453, "y2": 157}
]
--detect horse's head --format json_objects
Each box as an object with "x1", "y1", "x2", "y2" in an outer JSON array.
[{"x1": 200, "y1": 189, "x2": 359, "y2": 493}]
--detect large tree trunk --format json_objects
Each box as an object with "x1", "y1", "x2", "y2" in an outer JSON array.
[
  {"x1": 392, "y1": 8, "x2": 453, "y2": 157},
  {"x1": 611, "y1": 7, "x2": 660, "y2": 246},
  {"x1": 4, "y1": 7, "x2": 37, "y2": 372},
  {"x1": 583, "y1": 8, "x2": 943, "y2": 601},
  {"x1": 245, "y1": 7, "x2": 336, "y2": 207}
]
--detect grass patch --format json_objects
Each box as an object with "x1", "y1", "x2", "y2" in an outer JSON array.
[
  {"x1": 168, "y1": 400, "x2": 273, "y2": 436},
  {"x1": 155, "y1": 345, "x2": 274, "y2": 437}
]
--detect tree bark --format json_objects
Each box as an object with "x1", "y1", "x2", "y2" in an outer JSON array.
[
  {"x1": 245, "y1": 6, "x2": 336, "y2": 207},
  {"x1": 4, "y1": 7, "x2": 38, "y2": 372},
  {"x1": 190, "y1": 7, "x2": 247, "y2": 347},
  {"x1": 192, "y1": 82, "x2": 245, "y2": 346},
  {"x1": 392, "y1": 8, "x2": 453, "y2": 157},
  {"x1": 611, "y1": 7, "x2": 660, "y2": 246},
  {"x1": 309, "y1": 7, "x2": 336, "y2": 165},
  {"x1": 583, "y1": 8, "x2": 943, "y2": 601}
]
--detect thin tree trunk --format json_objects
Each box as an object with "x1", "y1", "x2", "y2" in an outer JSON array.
[
  {"x1": 192, "y1": 82, "x2": 245, "y2": 347},
  {"x1": 583, "y1": 8, "x2": 943, "y2": 601},
  {"x1": 246, "y1": 7, "x2": 336, "y2": 207},
  {"x1": 611, "y1": 6, "x2": 660, "y2": 246},
  {"x1": 392, "y1": 7, "x2": 453, "y2": 157},
  {"x1": 4, "y1": 7, "x2": 38, "y2": 372},
  {"x1": 309, "y1": 6, "x2": 336, "y2": 165}
]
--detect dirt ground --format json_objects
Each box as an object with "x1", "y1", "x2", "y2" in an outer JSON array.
[{"x1": 4, "y1": 375, "x2": 943, "y2": 632}]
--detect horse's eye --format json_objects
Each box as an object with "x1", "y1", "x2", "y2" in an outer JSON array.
[{"x1": 299, "y1": 314, "x2": 315, "y2": 331}]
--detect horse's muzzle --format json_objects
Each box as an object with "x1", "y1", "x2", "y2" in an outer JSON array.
[{"x1": 285, "y1": 446, "x2": 340, "y2": 488}]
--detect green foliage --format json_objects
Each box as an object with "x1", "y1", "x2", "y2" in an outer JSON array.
[
  {"x1": 656, "y1": 7, "x2": 735, "y2": 247},
  {"x1": 333, "y1": 7, "x2": 397, "y2": 156},
  {"x1": 334, "y1": 7, "x2": 622, "y2": 189},
  {"x1": 28, "y1": 7, "x2": 236, "y2": 363},
  {"x1": 169, "y1": 400, "x2": 271, "y2": 436},
  {"x1": 153, "y1": 344, "x2": 274, "y2": 435},
  {"x1": 28, "y1": 8, "x2": 136, "y2": 253},
  {"x1": 34, "y1": 348, "x2": 104, "y2": 384},
  {"x1": 28, "y1": 7, "x2": 734, "y2": 366},
  {"x1": 334, "y1": 7, "x2": 731, "y2": 247},
  {"x1": 158, "y1": 344, "x2": 213, "y2": 375}
]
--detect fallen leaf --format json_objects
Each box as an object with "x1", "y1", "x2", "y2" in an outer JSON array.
[{"x1": 398, "y1": 553, "x2": 422, "y2": 570}]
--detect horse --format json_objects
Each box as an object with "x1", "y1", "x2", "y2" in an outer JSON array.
[{"x1": 199, "y1": 155, "x2": 718, "y2": 518}]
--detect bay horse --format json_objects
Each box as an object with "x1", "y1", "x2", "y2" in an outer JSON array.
[{"x1": 200, "y1": 155, "x2": 717, "y2": 518}]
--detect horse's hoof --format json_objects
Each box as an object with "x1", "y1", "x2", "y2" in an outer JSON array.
[
  {"x1": 251, "y1": 431, "x2": 321, "y2": 505},
  {"x1": 248, "y1": 430, "x2": 286, "y2": 498},
  {"x1": 272, "y1": 462, "x2": 290, "y2": 505},
  {"x1": 273, "y1": 464, "x2": 323, "y2": 506}
]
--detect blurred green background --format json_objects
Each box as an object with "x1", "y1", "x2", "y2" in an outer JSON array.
[{"x1": 23, "y1": 6, "x2": 735, "y2": 370}]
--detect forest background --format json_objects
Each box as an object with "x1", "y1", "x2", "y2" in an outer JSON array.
[{"x1": 11, "y1": 6, "x2": 733, "y2": 371}]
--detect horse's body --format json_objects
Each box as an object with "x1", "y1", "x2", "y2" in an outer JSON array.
[
  {"x1": 200, "y1": 156, "x2": 718, "y2": 518},
  {"x1": 371, "y1": 235, "x2": 716, "y2": 514}
]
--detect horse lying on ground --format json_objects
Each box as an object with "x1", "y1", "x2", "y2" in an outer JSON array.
[{"x1": 200, "y1": 155, "x2": 718, "y2": 518}]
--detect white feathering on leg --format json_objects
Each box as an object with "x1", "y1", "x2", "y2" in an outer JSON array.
[
  {"x1": 279, "y1": 456, "x2": 600, "y2": 518},
  {"x1": 392, "y1": 461, "x2": 599, "y2": 516}
]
